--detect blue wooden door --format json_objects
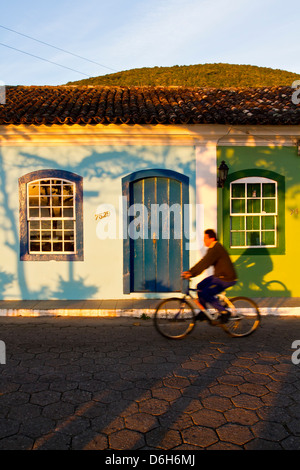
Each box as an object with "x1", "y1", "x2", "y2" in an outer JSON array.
[{"x1": 128, "y1": 173, "x2": 188, "y2": 292}]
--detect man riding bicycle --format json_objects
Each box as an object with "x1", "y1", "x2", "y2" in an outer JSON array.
[{"x1": 182, "y1": 229, "x2": 237, "y2": 323}]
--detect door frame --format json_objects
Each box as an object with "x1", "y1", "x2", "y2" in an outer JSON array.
[{"x1": 122, "y1": 169, "x2": 189, "y2": 294}]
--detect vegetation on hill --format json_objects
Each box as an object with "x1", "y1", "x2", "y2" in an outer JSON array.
[{"x1": 65, "y1": 63, "x2": 299, "y2": 88}]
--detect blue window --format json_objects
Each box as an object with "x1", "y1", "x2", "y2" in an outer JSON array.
[{"x1": 19, "y1": 169, "x2": 83, "y2": 261}]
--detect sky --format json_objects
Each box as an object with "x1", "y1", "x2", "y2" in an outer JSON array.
[{"x1": 0, "y1": 0, "x2": 299, "y2": 86}]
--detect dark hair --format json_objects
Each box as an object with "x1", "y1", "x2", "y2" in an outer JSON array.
[{"x1": 204, "y1": 229, "x2": 217, "y2": 240}]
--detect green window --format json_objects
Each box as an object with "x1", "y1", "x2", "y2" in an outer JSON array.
[{"x1": 230, "y1": 177, "x2": 277, "y2": 248}]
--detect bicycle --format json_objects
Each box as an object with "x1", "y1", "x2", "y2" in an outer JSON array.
[{"x1": 154, "y1": 281, "x2": 261, "y2": 339}]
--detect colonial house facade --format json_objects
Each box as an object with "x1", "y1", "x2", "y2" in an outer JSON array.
[{"x1": 0, "y1": 85, "x2": 299, "y2": 302}]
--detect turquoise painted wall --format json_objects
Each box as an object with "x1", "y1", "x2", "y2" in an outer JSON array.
[
  {"x1": 217, "y1": 146, "x2": 300, "y2": 298},
  {"x1": 0, "y1": 144, "x2": 196, "y2": 300}
]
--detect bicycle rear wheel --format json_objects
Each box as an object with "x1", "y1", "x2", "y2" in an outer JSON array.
[
  {"x1": 223, "y1": 296, "x2": 261, "y2": 337},
  {"x1": 154, "y1": 298, "x2": 196, "y2": 339}
]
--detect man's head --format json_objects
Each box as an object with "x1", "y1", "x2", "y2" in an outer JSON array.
[{"x1": 204, "y1": 229, "x2": 217, "y2": 247}]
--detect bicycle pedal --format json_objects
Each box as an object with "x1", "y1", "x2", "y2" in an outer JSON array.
[
  {"x1": 222, "y1": 312, "x2": 231, "y2": 321},
  {"x1": 211, "y1": 313, "x2": 231, "y2": 325},
  {"x1": 195, "y1": 311, "x2": 206, "y2": 322},
  {"x1": 229, "y1": 314, "x2": 243, "y2": 321}
]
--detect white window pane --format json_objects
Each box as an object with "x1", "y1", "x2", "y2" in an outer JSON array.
[
  {"x1": 27, "y1": 178, "x2": 76, "y2": 254},
  {"x1": 230, "y1": 177, "x2": 278, "y2": 248}
]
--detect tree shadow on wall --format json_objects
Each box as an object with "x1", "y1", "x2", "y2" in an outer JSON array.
[
  {"x1": 0, "y1": 145, "x2": 196, "y2": 300},
  {"x1": 0, "y1": 269, "x2": 15, "y2": 297},
  {"x1": 51, "y1": 263, "x2": 98, "y2": 300}
]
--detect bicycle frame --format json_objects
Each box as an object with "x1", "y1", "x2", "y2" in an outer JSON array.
[{"x1": 184, "y1": 286, "x2": 235, "y2": 323}]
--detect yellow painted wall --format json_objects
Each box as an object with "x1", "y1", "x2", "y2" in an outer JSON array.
[{"x1": 218, "y1": 146, "x2": 300, "y2": 298}]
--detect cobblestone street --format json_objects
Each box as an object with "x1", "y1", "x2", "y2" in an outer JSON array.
[{"x1": 0, "y1": 315, "x2": 299, "y2": 450}]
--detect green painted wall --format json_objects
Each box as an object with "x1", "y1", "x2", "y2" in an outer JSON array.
[{"x1": 217, "y1": 145, "x2": 300, "y2": 298}]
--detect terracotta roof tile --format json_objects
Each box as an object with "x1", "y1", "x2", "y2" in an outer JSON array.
[{"x1": 0, "y1": 85, "x2": 299, "y2": 125}]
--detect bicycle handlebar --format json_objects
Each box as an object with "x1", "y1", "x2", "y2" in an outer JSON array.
[{"x1": 182, "y1": 278, "x2": 196, "y2": 295}]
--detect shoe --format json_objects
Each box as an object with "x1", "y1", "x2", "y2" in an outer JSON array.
[
  {"x1": 219, "y1": 311, "x2": 231, "y2": 324},
  {"x1": 211, "y1": 311, "x2": 231, "y2": 325},
  {"x1": 195, "y1": 311, "x2": 206, "y2": 322}
]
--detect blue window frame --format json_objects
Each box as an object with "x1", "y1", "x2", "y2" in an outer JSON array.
[{"x1": 19, "y1": 169, "x2": 83, "y2": 261}]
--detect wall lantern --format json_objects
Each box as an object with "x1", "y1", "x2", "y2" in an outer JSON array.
[{"x1": 217, "y1": 160, "x2": 229, "y2": 188}]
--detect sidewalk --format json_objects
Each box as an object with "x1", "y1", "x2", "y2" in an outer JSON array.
[{"x1": 1, "y1": 297, "x2": 300, "y2": 317}]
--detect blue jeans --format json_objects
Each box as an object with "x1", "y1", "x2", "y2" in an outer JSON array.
[{"x1": 197, "y1": 275, "x2": 236, "y2": 311}]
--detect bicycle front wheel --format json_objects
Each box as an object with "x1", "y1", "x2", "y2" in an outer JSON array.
[
  {"x1": 154, "y1": 298, "x2": 196, "y2": 339},
  {"x1": 223, "y1": 296, "x2": 261, "y2": 337}
]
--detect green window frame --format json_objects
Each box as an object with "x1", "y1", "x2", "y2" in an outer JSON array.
[{"x1": 223, "y1": 169, "x2": 285, "y2": 255}]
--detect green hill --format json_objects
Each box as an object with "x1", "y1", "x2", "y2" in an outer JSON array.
[{"x1": 66, "y1": 63, "x2": 299, "y2": 88}]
